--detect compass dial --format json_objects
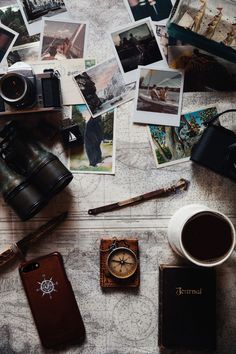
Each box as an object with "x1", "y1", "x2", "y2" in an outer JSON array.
[{"x1": 107, "y1": 247, "x2": 138, "y2": 279}]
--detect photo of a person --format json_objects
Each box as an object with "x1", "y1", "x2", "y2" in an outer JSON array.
[
  {"x1": 124, "y1": 0, "x2": 173, "y2": 23},
  {"x1": 84, "y1": 116, "x2": 103, "y2": 167},
  {"x1": 110, "y1": 19, "x2": 165, "y2": 83},
  {"x1": 133, "y1": 66, "x2": 184, "y2": 126},
  {"x1": 40, "y1": 19, "x2": 87, "y2": 60},
  {"x1": 69, "y1": 105, "x2": 116, "y2": 174}
]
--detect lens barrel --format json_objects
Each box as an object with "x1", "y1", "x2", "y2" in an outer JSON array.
[
  {"x1": 3, "y1": 181, "x2": 46, "y2": 221},
  {"x1": 0, "y1": 72, "x2": 36, "y2": 108},
  {"x1": 28, "y1": 154, "x2": 73, "y2": 198}
]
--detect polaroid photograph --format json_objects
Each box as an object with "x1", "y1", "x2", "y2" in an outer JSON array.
[
  {"x1": 7, "y1": 42, "x2": 40, "y2": 66},
  {"x1": 74, "y1": 57, "x2": 135, "y2": 118},
  {"x1": 0, "y1": 23, "x2": 18, "y2": 63},
  {"x1": 0, "y1": 3, "x2": 40, "y2": 47},
  {"x1": 39, "y1": 18, "x2": 87, "y2": 60},
  {"x1": 110, "y1": 18, "x2": 166, "y2": 84},
  {"x1": 16, "y1": 0, "x2": 68, "y2": 35},
  {"x1": 148, "y1": 106, "x2": 218, "y2": 168},
  {"x1": 133, "y1": 66, "x2": 184, "y2": 126},
  {"x1": 30, "y1": 59, "x2": 93, "y2": 105},
  {"x1": 69, "y1": 105, "x2": 116, "y2": 174},
  {"x1": 168, "y1": 46, "x2": 236, "y2": 92},
  {"x1": 123, "y1": 0, "x2": 174, "y2": 25}
]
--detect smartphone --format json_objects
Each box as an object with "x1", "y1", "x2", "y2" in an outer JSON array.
[{"x1": 19, "y1": 252, "x2": 85, "y2": 349}]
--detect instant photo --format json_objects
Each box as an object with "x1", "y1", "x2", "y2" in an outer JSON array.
[
  {"x1": 148, "y1": 106, "x2": 218, "y2": 168},
  {"x1": 123, "y1": 0, "x2": 173, "y2": 25},
  {"x1": 74, "y1": 57, "x2": 135, "y2": 118},
  {"x1": 69, "y1": 105, "x2": 116, "y2": 174},
  {"x1": 17, "y1": 0, "x2": 68, "y2": 35},
  {"x1": 0, "y1": 3, "x2": 39, "y2": 46},
  {"x1": 133, "y1": 66, "x2": 184, "y2": 126},
  {"x1": 110, "y1": 19, "x2": 166, "y2": 83},
  {"x1": 7, "y1": 42, "x2": 40, "y2": 66},
  {"x1": 0, "y1": 23, "x2": 18, "y2": 63},
  {"x1": 40, "y1": 18, "x2": 87, "y2": 60}
]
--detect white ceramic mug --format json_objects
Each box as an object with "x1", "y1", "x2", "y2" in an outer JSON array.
[{"x1": 167, "y1": 204, "x2": 236, "y2": 267}]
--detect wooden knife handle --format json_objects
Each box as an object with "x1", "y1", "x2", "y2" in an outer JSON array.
[{"x1": 0, "y1": 248, "x2": 17, "y2": 267}]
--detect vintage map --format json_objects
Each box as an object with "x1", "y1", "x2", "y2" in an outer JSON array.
[{"x1": 0, "y1": 0, "x2": 236, "y2": 353}]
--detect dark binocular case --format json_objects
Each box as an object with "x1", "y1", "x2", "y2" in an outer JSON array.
[
  {"x1": 0, "y1": 122, "x2": 73, "y2": 221},
  {"x1": 191, "y1": 109, "x2": 236, "y2": 181}
]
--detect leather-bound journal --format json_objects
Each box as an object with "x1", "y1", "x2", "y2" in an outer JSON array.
[{"x1": 159, "y1": 265, "x2": 216, "y2": 350}]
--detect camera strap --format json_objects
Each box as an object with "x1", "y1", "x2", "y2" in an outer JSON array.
[{"x1": 204, "y1": 109, "x2": 236, "y2": 126}]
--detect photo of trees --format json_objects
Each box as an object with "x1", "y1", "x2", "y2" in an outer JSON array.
[
  {"x1": 0, "y1": 4, "x2": 39, "y2": 46},
  {"x1": 149, "y1": 106, "x2": 218, "y2": 166},
  {"x1": 70, "y1": 104, "x2": 115, "y2": 173}
]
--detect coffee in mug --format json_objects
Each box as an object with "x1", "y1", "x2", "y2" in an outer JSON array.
[{"x1": 168, "y1": 204, "x2": 236, "y2": 267}]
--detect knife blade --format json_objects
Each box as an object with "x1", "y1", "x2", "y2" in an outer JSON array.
[{"x1": 0, "y1": 211, "x2": 68, "y2": 268}]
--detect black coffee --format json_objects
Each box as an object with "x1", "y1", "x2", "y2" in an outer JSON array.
[{"x1": 182, "y1": 212, "x2": 233, "y2": 262}]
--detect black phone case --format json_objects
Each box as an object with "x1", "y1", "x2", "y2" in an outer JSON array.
[{"x1": 19, "y1": 252, "x2": 85, "y2": 349}]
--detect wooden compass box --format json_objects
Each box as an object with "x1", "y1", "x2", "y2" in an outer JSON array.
[{"x1": 100, "y1": 238, "x2": 140, "y2": 289}]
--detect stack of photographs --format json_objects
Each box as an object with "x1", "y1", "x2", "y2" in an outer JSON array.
[{"x1": 0, "y1": 0, "x2": 231, "y2": 176}]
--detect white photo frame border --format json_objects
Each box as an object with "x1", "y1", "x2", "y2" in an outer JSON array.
[
  {"x1": 0, "y1": 23, "x2": 19, "y2": 63},
  {"x1": 39, "y1": 17, "x2": 89, "y2": 61},
  {"x1": 148, "y1": 104, "x2": 219, "y2": 168},
  {"x1": 70, "y1": 108, "x2": 117, "y2": 175},
  {"x1": 16, "y1": 0, "x2": 69, "y2": 36},
  {"x1": 123, "y1": 0, "x2": 175, "y2": 26},
  {"x1": 133, "y1": 65, "x2": 184, "y2": 127},
  {"x1": 109, "y1": 17, "x2": 167, "y2": 84},
  {"x1": 73, "y1": 57, "x2": 135, "y2": 118}
]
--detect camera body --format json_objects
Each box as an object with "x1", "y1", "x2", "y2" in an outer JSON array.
[
  {"x1": 191, "y1": 124, "x2": 236, "y2": 181},
  {"x1": 0, "y1": 62, "x2": 61, "y2": 118}
]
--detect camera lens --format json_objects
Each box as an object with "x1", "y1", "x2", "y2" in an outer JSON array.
[
  {"x1": 1, "y1": 75, "x2": 25, "y2": 99},
  {"x1": 0, "y1": 72, "x2": 36, "y2": 108}
]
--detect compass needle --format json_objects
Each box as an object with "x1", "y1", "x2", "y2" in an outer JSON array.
[{"x1": 107, "y1": 246, "x2": 138, "y2": 280}]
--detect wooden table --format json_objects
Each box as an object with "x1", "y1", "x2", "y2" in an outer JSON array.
[{"x1": 0, "y1": 1, "x2": 236, "y2": 353}]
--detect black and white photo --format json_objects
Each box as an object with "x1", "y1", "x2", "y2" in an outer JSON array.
[
  {"x1": 110, "y1": 19, "x2": 166, "y2": 83},
  {"x1": 133, "y1": 66, "x2": 184, "y2": 126},
  {"x1": 17, "y1": 0, "x2": 68, "y2": 35},
  {"x1": 74, "y1": 57, "x2": 135, "y2": 118}
]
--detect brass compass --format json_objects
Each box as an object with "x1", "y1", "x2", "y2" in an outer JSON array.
[{"x1": 107, "y1": 246, "x2": 138, "y2": 280}]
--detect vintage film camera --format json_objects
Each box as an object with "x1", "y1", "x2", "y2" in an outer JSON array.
[
  {"x1": 0, "y1": 62, "x2": 61, "y2": 118},
  {"x1": 191, "y1": 109, "x2": 236, "y2": 181},
  {"x1": 0, "y1": 121, "x2": 73, "y2": 221}
]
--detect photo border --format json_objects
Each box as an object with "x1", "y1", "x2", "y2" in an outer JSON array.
[
  {"x1": 69, "y1": 107, "x2": 117, "y2": 175},
  {"x1": 39, "y1": 17, "x2": 89, "y2": 61},
  {"x1": 109, "y1": 17, "x2": 167, "y2": 84},
  {"x1": 123, "y1": 0, "x2": 175, "y2": 26},
  {"x1": 133, "y1": 65, "x2": 184, "y2": 126},
  {"x1": 16, "y1": 0, "x2": 69, "y2": 36},
  {"x1": 0, "y1": 22, "x2": 19, "y2": 63},
  {"x1": 148, "y1": 104, "x2": 219, "y2": 168},
  {"x1": 73, "y1": 57, "x2": 135, "y2": 118},
  {"x1": 30, "y1": 58, "x2": 92, "y2": 105}
]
